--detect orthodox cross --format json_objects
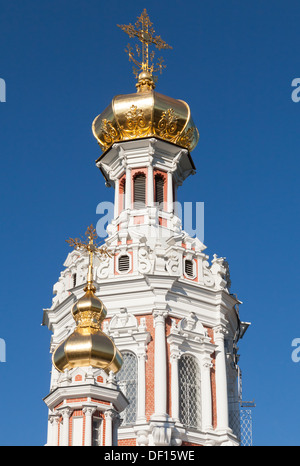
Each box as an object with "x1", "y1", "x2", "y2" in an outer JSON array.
[
  {"x1": 66, "y1": 225, "x2": 111, "y2": 291},
  {"x1": 117, "y1": 9, "x2": 172, "y2": 79}
]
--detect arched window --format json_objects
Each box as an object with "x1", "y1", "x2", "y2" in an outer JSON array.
[
  {"x1": 179, "y1": 354, "x2": 201, "y2": 428},
  {"x1": 155, "y1": 174, "x2": 165, "y2": 209},
  {"x1": 116, "y1": 351, "x2": 138, "y2": 425},
  {"x1": 72, "y1": 273, "x2": 77, "y2": 288},
  {"x1": 133, "y1": 173, "x2": 146, "y2": 209}
]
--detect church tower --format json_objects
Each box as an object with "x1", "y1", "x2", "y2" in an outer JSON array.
[{"x1": 43, "y1": 10, "x2": 250, "y2": 447}]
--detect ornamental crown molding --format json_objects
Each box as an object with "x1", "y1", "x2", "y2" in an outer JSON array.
[
  {"x1": 169, "y1": 313, "x2": 212, "y2": 345},
  {"x1": 44, "y1": 382, "x2": 128, "y2": 413},
  {"x1": 96, "y1": 138, "x2": 195, "y2": 184}
]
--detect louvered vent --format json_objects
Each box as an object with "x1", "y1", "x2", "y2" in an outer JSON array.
[
  {"x1": 155, "y1": 175, "x2": 164, "y2": 208},
  {"x1": 185, "y1": 259, "x2": 194, "y2": 277},
  {"x1": 133, "y1": 174, "x2": 146, "y2": 209},
  {"x1": 118, "y1": 255, "x2": 130, "y2": 272}
]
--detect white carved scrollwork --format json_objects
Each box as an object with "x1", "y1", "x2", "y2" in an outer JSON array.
[
  {"x1": 52, "y1": 272, "x2": 69, "y2": 307},
  {"x1": 109, "y1": 308, "x2": 139, "y2": 335},
  {"x1": 166, "y1": 251, "x2": 181, "y2": 275},
  {"x1": 179, "y1": 312, "x2": 207, "y2": 337},
  {"x1": 202, "y1": 260, "x2": 215, "y2": 287},
  {"x1": 96, "y1": 255, "x2": 110, "y2": 279},
  {"x1": 210, "y1": 254, "x2": 231, "y2": 291},
  {"x1": 137, "y1": 246, "x2": 152, "y2": 274}
]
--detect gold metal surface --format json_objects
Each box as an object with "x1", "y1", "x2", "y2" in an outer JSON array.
[
  {"x1": 91, "y1": 10, "x2": 199, "y2": 154},
  {"x1": 92, "y1": 91, "x2": 199, "y2": 153},
  {"x1": 52, "y1": 226, "x2": 123, "y2": 374},
  {"x1": 117, "y1": 9, "x2": 172, "y2": 83}
]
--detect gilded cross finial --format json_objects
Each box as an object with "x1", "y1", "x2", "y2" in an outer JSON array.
[
  {"x1": 66, "y1": 225, "x2": 112, "y2": 292},
  {"x1": 117, "y1": 9, "x2": 172, "y2": 91}
]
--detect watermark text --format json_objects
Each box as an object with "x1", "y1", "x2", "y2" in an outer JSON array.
[
  {"x1": 96, "y1": 201, "x2": 204, "y2": 242},
  {"x1": 0, "y1": 78, "x2": 6, "y2": 102},
  {"x1": 0, "y1": 338, "x2": 6, "y2": 363},
  {"x1": 291, "y1": 78, "x2": 300, "y2": 103}
]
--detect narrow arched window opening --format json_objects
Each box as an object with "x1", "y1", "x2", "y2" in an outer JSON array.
[
  {"x1": 155, "y1": 174, "x2": 165, "y2": 209},
  {"x1": 133, "y1": 174, "x2": 146, "y2": 209},
  {"x1": 72, "y1": 273, "x2": 77, "y2": 288},
  {"x1": 179, "y1": 354, "x2": 201, "y2": 428},
  {"x1": 116, "y1": 351, "x2": 138, "y2": 426}
]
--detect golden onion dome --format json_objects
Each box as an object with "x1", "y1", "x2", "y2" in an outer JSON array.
[
  {"x1": 53, "y1": 289, "x2": 123, "y2": 374},
  {"x1": 92, "y1": 72, "x2": 199, "y2": 154},
  {"x1": 52, "y1": 226, "x2": 123, "y2": 375}
]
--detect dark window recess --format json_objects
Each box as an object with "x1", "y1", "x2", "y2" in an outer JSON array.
[
  {"x1": 133, "y1": 174, "x2": 146, "y2": 208},
  {"x1": 185, "y1": 260, "x2": 194, "y2": 277},
  {"x1": 72, "y1": 273, "x2": 77, "y2": 288},
  {"x1": 118, "y1": 255, "x2": 130, "y2": 272},
  {"x1": 155, "y1": 176, "x2": 164, "y2": 208}
]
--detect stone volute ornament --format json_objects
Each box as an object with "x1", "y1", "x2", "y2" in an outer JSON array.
[
  {"x1": 92, "y1": 9, "x2": 199, "y2": 154},
  {"x1": 52, "y1": 225, "x2": 123, "y2": 374}
]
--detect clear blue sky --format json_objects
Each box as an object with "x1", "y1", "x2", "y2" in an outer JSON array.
[{"x1": 0, "y1": 0, "x2": 299, "y2": 446}]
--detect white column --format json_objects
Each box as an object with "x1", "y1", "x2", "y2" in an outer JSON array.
[
  {"x1": 153, "y1": 310, "x2": 168, "y2": 417},
  {"x1": 170, "y1": 353, "x2": 180, "y2": 422},
  {"x1": 112, "y1": 413, "x2": 121, "y2": 446},
  {"x1": 61, "y1": 408, "x2": 71, "y2": 446},
  {"x1": 104, "y1": 409, "x2": 116, "y2": 446},
  {"x1": 114, "y1": 178, "x2": 119, "y2": 218},
  {"x1": 49, "y1": 414, "x2": 60, "y2": 446},
  {"x1": 125, "y1": 166, "x2": 132, "y2": 210},
  {"x1": 147, "y1": 161, "x2": 154, "y2": 207},
  {"x1": 167, "y1": 171, "x2": 173, "y2": 213},
  {"x1": 214, "y1": 326, "x2": 229, "y2": 431},
  {"x1": 83, "y1": 406, "x2": 96, "y2": 446},
  {"x1": 137, "y1": 352, "x2": 147, "y2": 422},
  {"x1": 201, "y1": 358, "x2": 213, "y2": 430}
]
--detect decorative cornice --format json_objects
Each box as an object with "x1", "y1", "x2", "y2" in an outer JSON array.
[{"x1": 43, "y1": 383, "x2": 128, "y2": 413}]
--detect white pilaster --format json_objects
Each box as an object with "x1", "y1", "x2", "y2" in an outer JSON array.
[
  {"x1": 49, "y1": 414, "x2": 60, "y2": 446},
  {"x1": 201, "y1": 358, "x2": 213, "y2": 430},
  {"x1": 170, "y1": 354, "x2": 180, "y2": 422},
  {"x1": 137, "y1": 352, "x2": 147, "y2": 422},
  {"x1": 153, "y1": 309, "x2": 168, "y2": 417},
  {"x1": 83, "y1": 406, "x2": 96, "y2": 446},
  {"x1": 104, "y1": 409, "x2": 116, "y2": 446},
  {"x1": 125, "y1": 166, "x2": 132, "y2": 210},
  {"x1": 167, "y1": 171, "x2": 173, "y2": 213},
  {"x1": 214, "y1": 325, "x2": 229, "y2": 431},
  {"x1": 61, "y1": 408, "x2": 71, "y2": 446},
  {"x1": 114, "y1": 178, "x2": 120, "y2": 218},
  {"x1": 147, "y1": 159, "x2": 154, "y2": 207}
]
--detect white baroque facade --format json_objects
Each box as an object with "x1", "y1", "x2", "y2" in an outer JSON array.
[{"x1": 43, "y1": 137, "x2": 250, "y2": 446}]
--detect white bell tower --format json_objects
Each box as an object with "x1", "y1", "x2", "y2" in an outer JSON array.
[{"x1": 43, "y1": 9, "x2": 250, "y2": 447}]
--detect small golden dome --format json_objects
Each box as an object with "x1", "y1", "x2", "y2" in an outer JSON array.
[
  {"x1": 52, "y1": 284, "x2": 122, "y2": 374},
  {"x1": 53, "y1": 225, "x2": 123, "y2": 374},
  {"x1": 92, "y1": 87, "x2": 199, "y2": 154},
  {"x1": 72, "y1": 289, "x2": 107, "y2": 327},
  {"x1": 52, "y1": 326, "x2": 123, "y2": 374}
]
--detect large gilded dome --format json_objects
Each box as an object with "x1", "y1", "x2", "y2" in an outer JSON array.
[{"x1": 92, "y1": 72, "x2": 199, "y2": 154}]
